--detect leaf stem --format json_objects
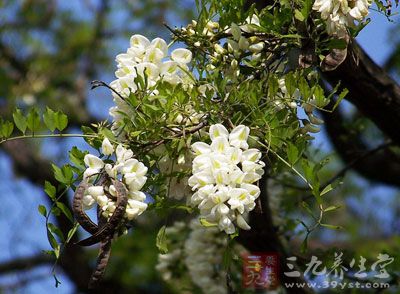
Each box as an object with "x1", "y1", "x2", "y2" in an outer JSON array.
[{"x1": 0, "y1": 133, "x2": 99, "y2": 145}]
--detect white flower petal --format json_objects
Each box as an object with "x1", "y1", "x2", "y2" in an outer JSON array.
[
  {"x1": 102, "y1": 138, "x2": 114, "y2": 156},
  {"x1": 171, "y1": 48, "x2": 192, "y2": 64},
  {"x1": 82, "y1": 195, "x2": 96, "y2": 209},
  {"x1": 210, "y1": 137, "x2": 230, "y2": 153},
  {"x1": 130, "y1": 34, "x2": 150, "y2": 49},
  {"x1": 191, "y1": 142, "x2": 211, "y2": 155},
  {"x1": 83, "y1": 168, "x2": 100, "y2": 180},
  {"x1": 84, "y1": 154, "x2": 104, "y2": 169},
  {"x1": 151, "y1": 38, "x2": 168, "y2": 57},
  {"x1": 236, "y1": 214, "x2": 251, "y2": 230},
  {"x1": 88, "y1": 186, "x2": 104, "y2": 197},
  {"x1": 209, "y1": 124, "x2": 229, "y2": 140},
  {"x1": 229, "y1": 125, "x2": 250, "y2": 149}
]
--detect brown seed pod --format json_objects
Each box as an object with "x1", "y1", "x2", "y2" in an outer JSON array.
[
  {"x1": 87, "y1": 236, "x2": 112, "y2": 289},
  {"x1": 76, "y1": 179, "x2": 128, "y2": 246},
  {"x1": 72, "y1": 179, "x2": 98, "y2": 234}
]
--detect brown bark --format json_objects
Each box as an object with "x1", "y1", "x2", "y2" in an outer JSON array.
[
  {"x1": 324, "y1": 41, "x2": 400, "y2": 145},
  {"x1": 321, "y1": 104, "x2": 400, "y2": 187},
  {"x1": 238, "y1": 171, "x2": 313, "y2": 294}
]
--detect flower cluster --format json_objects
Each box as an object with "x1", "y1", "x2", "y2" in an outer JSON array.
[
  {"x1": 157, "y1": 149, "x2": 193, "y2": 200},
  {"x1": 312, "y1": 0, "x2": 371, "y2": 35},
  {"x1": 109, "y1": 34, "x2": 194, "y2": 133},
  {"x1": 179, "y1": 15, "x2": 265, "y2": 75},
  {"x1": 183, "y1": 220, "x2": 228, "y2": 294},
  {"x1": 274, "y1": 78, "x2": 300, "y2": 110},
  {"x1": 82, "y1": 138, "x2": 148, "y2": 220},
  {"x1": 155, "y1": 222, "x2": 186, "y2": 281},
  {"x1": 156, "y1": 220, "x2": 230, "y2": 294},
  {"x1": 188, "y1": 124, "x2": 265, "y2": 234}
]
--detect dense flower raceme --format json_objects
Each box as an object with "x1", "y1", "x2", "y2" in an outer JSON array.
[
  {"x1": 312, "y1": 0, "x2": 371, "y2": 35},
  {"x1": 156, "y1": 220, "x2": 233, "y2": 294},
  {"x1": 188, "y1": 124, "x2": 265, "y2": 234},
  {"x1": 109, "y1": 34, "x2": 195, "y2": 133},
  {"x1": 183, "y1": 220, "x2": 229, "y2": 294},
  {"x1": 82, "y1": 138, "x2": 148, "y2": 220},
  {"x1": 181, "y1": 15, "x2": 265, "y2": 74}
]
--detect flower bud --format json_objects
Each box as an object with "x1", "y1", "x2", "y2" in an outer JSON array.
[
  {"x1": 231, "y1": 59, "x2": 238, "y2": 69},
  {"x1": 238, "y1": 36, "x2": 249, "y2": 51},
  {"x1": 249, "y1": 36, "x2": 260, "y2": 43},
  {"x1": 230, "y1": 22, "x2": 241, "y2": 41},
  {"x1": 249, "y1": 42, "x2": 265, "y2": 53},
  {"x1": 227, "y1": 39, "x2": 239, "y2": 53},
  {"x1": 214, "y1": 43, "x2": 225, "y2": 55}
]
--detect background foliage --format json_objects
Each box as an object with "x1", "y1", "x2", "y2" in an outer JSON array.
[{"x1": 0, "y1": 0, "x2": 399, "y2": 293}]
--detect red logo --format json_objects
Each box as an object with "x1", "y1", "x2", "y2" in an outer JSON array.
[{"x1": 242, "y1": 252, "x2": 279, "y2": 289}]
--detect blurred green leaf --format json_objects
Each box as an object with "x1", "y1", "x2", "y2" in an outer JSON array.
[{"x1": 13, "y1": 109, "x2": 27, "y2": 134}]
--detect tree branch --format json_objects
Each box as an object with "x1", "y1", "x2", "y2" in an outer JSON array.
[
  {"x1": 324, "y1": 41, "x2": 400, "y2": 145},
  {"x1": 238, "y1": 167, "x2": 314, "y2": 294},
  {"x1": 321, "y1": 104, "x2": 400, "y2": 187},
  {"x1": 0, "y1": 254, "x2": 52, "y2": 274}
]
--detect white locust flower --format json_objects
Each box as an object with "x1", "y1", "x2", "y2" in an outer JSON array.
[
  {"x1": 83, "y1": 154, "x2": 104, "y2": 180},
  {"x1": 102, "y1": 138, "x2": 114, "y2": 156},
  {"x1": 312, "y1": 0, "x2": 371, "y2": 35},
  {"x1": 229, "y1": 125, "x2": 250, "y2": 149},
  {"x1": 84, "y1": 154, "x2": 104, "y2": 170},
  {"x1": 109, "y1": 34, "x2": 195, "y2": 137},
  {"x1": 189, "y1": 123, "x2": 264, "y2": 234},
  {"x1": 171, "y1": 48, "x2": 193, "y2": 64},
  {"x1": 81, "y1": 144, "x2": 149, "y2": 222}
]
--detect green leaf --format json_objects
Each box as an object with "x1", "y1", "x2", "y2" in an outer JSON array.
[
  {"x1": 55, "y1": 111, "x2": 68, "y2": 131},
  {"x1": 294, "y1": 9, "x2": 304, "y2": 21},
  {"x1": 48, "y1": 222, "x2": 65, "y2": 242},
  {"x1": 44, "y1": 181, "x2": 57, "y2": 200},
  {"x1": 301, "y1": 201, "x2": 314, "y2": 217},
  {"x1": 320, "y1": 184, "x2": 333, "y2": 196},
  {"x1": 199, "y1": 218, "x2": 218, "y2": 227},
  {"x1": 13, "y1": 109, "x2": 27, "y2": 134},
  {"x1": 43, "y1": 107, "x2": 57, "y2": 132},
  {"x1": 321, "y1": 223, "x2": 342, "y2": 230},
  {"x1": 46, "y1": 229, "x2": 60, "y2": 258},
  {"x1": 287, "y1": 143, "x2": 299, "y2": 165},
  {"x1": 1, "y1": 120, "x2": 14, "y2": 138},
  {"x1": 285, "y1": 72, "x2": 296, "y2": 97},
  {"x1": 38, "y1": 205, "x2": 47, "y2": 217},
  {"x1": 313, "y1": 85, "x2": 328, "y2": 108},
  {"x1": 312, "y1": 186, "x2": 322, "y2": 205},
  {"x1": 327, "y1": 38, "x2": 348, "y2": 50},
  {"x1": 230, "y1": 22, "x2": 241, "y2": 41},
  {"x1": 66, "y1": 223, "x2": 79, "y2": 243},
  {"x1": 51, "y1": 206, "x2": 61, "y2": 216},
  {"x1": 324, "y1": 205, "x2": 341, "y2": 212},
  {"x1": 301, "y1": 0, "x2": 312, "y2": 19},
  {"x1": 174, "y1": 205, "x2": 194, "y2": 213},
  {"x1": 268, "y1": 75, "x2": 279, "y2": 98},
  {"x1": 69, "y1": 147, "x2": 87, "y2": 169},
  {"x1": 298, "y1": 77, "x2": 310, "y2": 98},
  {"x1": 52, "y1": 164, "x2": 74, "y2": 185},
  {"x1": 144, "y1": 103, "x2": 160, "y2": 112},
  {"x1": 332, "y1": 88, "x2": 348, "y2": 111},
  {"x1": 301, "y1": 159, "x2": 313, "y2": 183},
  {"x1": 26, "y1": 108, "x2": 41, "y2": 133},
  {"x1": 56, "y1": 202, "x2": 74, "y2": 223},
  {"x1": 156, "y1": 225, "x2": 168, "y2": 254}
]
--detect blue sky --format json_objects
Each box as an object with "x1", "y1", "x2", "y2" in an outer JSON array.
[{"x1": 0, "y1": 4, "x2": 399, "y2": 293}]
